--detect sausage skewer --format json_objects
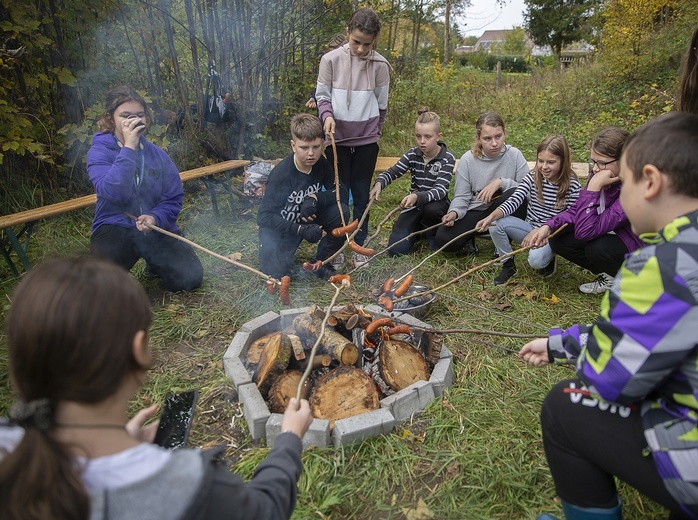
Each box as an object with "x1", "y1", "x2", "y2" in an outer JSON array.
[
  {"x1": 124, "y1": 212, "x2": 280, "y2": 287},
  {"x1": 388, "y1": 224, "x2": 569, "y2": 305},
  {"x1": 329, "y1": 132, "x2": 347, "y2": 229}
]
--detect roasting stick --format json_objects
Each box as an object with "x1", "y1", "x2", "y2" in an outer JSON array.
[
  {"x1": 363, "y1": 205, "x2": 401, "y2": 248},
  {"x1": 393, "y1": 228, "x2": 478, "y2": 284},
  {"x1": 400, "y1": 325, "x2": 539, "y2": 339},
  {"x1": 346, "y1": 221, "x2": 444, "y2": 275},
  {"x1": 124, "y1": 213, "x2": 280, "y2": 286},
  {"x1": 329, "y1": 132, "x2": 346, "y2": 229},
  {"x1": 295, "y1": 279, "x2": 349, "y2": 406},
  {"x1": 318, "y1": 197, "x2": 376, "y2": 268},
  {"x1": 391, "y1": 223, "x2": 568, "y2": 304}
]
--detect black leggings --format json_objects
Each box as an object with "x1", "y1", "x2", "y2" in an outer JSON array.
[
  {"x1": 541, "y1": 378, "x2": 687, "y2": 517},
  {"x1": 324, "y1": 143, "x2": 379, "y2": 245},
  {"x1": 387, "y1": 199, "x2": 449, "y2": 256},
  {"x1": 548, "y1": 229, "x2": 629, "y2": 276},
  {"x1": 434, "y1": 188, "x2": 527, "y2": 251}
]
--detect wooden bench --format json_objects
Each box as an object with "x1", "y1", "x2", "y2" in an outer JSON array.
[
  {"x1": 0, "y1": 159, "x2": 249, "y2": 276},
  {"x1": 374, "y1": 157, "x2": 589, "y2": 178}
]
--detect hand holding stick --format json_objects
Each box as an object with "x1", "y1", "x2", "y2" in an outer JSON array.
[
  {"x1": 124, "y1": 212, "x2": 280, "y2": 286},
  {"x1": 390, "y1": 224, "x2": 568, "y2": 304}
]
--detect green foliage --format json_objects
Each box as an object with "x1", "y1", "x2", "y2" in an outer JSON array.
[
  {"x1": 524, "y1": 0, "x2": 602, "y2": 55},
  {"x1": 459, "y1": 52, "x2": 534, "y2": 72}
]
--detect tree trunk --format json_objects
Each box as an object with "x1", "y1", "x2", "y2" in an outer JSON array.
[
  {"x1": 269, "y1": 370, "x2": 312, "y2": 413},
  {"x1": 443, "y1": 0, "x2": 451, "y2": 64},
  {"x1": 379, "y1": 339, "x2": 430, "y2": 392},
  {"x1": 160, "y1": 0, "x2": 192, "y2": 127},
  {"x1": 292, "y1": 307, "x2": 359, "y2": 366},
  {"x1": 254, "y1": 332, "x2": 292, "y2": 398}
]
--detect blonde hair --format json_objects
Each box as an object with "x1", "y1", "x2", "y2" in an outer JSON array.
[
  {"x1": 416, "y1": 106, "x2": 441, "y2": 133},
  {"x1": 534, "y1": 135, "x2": 577, "y2": 208},
  {"x1": 472, "y1": 112, "x2": 505, "y2": 158}
]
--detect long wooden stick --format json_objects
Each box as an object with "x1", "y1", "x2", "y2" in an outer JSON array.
[
  {"x1": 346, "y1": 220, "x2": 444, "y2": 274},
  {"x1": 295, "y1": 281, "x2": 346, "y2": 405},
  {"x1": 405, "y1": 327, "x2": 540, "y2": 339},
  {"x1": 124, "y1": 213, "x2": 280, "y2": 285},
  {"x1": 392, "y1": 223, "x2": 568, "y2": 303},
  {"x1": 394, "y1": 228, "x2": 478, "y2": 284},
  {"x1": 364, "y1": 205, "x2": 401, "y2": 247},
  {"x1": 330, "y1": 132, "x2": 346, "y2": 228}
]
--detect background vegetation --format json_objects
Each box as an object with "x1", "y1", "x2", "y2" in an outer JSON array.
[{"x1": 1, "y1": 0, "x2": 697, "y2": 518}]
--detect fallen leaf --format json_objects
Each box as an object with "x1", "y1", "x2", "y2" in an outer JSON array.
[
  {"x1": 442, "y1": 399, "x2": 456, "y2": 411},
  {"x1": 227, "y1": 252, "x2": 242, "y2": 261},
  {"x1": 492, "y1": 301, "x2": 512, "y2": 312},
  {"x1": 543, "y1": 294, "x2": 560, "y2": 304},
  {"x1": 510, "y1": 286, "x2": 538, "y2": 300},
  {"x1": 401, "y1": 498, "x2": 435, "y2": 520},
  {"x1": 474, "y1": 290, "x2": 496, "y2": 302}
]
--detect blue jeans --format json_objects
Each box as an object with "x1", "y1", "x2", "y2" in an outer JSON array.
[{"x1": 489, "y1": 216, "x2": 554, "y2": 269}]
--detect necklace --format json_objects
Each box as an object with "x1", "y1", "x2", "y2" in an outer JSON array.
[{"x1": 55, "y1": 423, "x2": 126, "y2": 430}]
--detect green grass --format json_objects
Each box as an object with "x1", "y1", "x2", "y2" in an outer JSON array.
[{"x1": 0, "y1": 174, "x2": 669, "y2": 519}]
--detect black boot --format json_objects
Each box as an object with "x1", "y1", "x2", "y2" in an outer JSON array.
[{"x1": 494, "y1": 258, "x2": 516, "y2": 285}]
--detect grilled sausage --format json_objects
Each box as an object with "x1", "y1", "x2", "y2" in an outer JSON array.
[
  {"x1": 329, "y1": 274, "x2": 351, "y2": 284},
  {"x1": 382, "y1": 277, "x2": 395, "y2": 294},
  {"x1": 349, "y1": 241, "x2": 375, "y2": 256},
  {"x1": 331, "y1": 219, "x2": 359, "y2": 238},
  {"x1": 387, "y1": 325, "x2": 410, "y2": 336},
  {"x1": 365, "y1": 317, "x2": 395, "y2": 334},
  {"x1": 393, "y1": 274, "x2": 414, "y2": 297},
  {"x1": 267, "y1": 279, "x2": 277, "y2": 295},
  {"x1": 279, "y1": 276, "x2": 291, "y2": 305}
]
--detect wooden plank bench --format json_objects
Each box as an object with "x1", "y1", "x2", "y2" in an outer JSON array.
[
  {"x1": 374, "y1": 157, "x2": 589, "y2": 179},
  {"x1": 0, "y1": 159, "x2": 249, "y2": 276}
]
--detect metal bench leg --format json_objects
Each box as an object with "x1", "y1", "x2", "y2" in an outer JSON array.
[
  {"x1": 1, "y1": 223, "x2": 34, "y2": 276},
  {"x1": 201, "y1": 178, "x2": 221, "y2": 218}
]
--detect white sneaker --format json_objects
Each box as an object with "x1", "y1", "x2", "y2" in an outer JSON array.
[
  {"x1": 330, "y1": 252, "x2": 345, "y2": 270},
  {"x1": 578, "y1": 273, "x2": 614, "y2": 294},
  {"x1": 352, "y1": 252, "x2": 370, "y2": 268}
]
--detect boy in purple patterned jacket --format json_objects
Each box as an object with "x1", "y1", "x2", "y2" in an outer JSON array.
[{"x1": 521, "y1": 112, "x2": 698, "y2": 520}]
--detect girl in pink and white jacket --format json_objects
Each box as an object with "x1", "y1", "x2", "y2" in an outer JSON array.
[{"x1": 315, "y1": 7, "x2": 391, "y2": 267}]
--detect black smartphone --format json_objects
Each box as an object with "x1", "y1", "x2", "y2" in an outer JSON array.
[
  {"x1": 153, "y1": 390, "x2": 199, "y2": 449},
  {"x1": 126, "y1": 114, "x2": 146, "y2": 132}
]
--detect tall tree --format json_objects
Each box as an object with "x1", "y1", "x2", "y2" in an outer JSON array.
[{"x1": 524, "y1": 0, "x2": 601, "y2": 55}]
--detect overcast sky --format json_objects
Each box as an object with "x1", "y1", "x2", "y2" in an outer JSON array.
[{"x1": 459, "y1": 0, "x2": 528, "y2": 37}]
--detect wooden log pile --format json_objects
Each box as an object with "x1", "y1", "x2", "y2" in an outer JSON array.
[{"x1": 243, "y1": 305, "x2": 435, "y2": 427}]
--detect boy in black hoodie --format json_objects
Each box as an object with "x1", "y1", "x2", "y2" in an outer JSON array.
[{"x1": 257, "y1": 113, "x2": 348, "y2": 280}]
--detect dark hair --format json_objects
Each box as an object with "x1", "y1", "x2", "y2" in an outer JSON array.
[
  {"x1": 534, "y1": 135, "x2": 577, "y2": 208},
  {"x1": 416, "y1": 106, "x2": 441, "y2": 133},
  {"x1": 347, "y1": 7, "x2": 381, "y2": 38},
  {"x1": 0, "y1": 257, "x2": 152, "y2": 520},
  {"x1": 678, "y1": 24, "x2": 698, "y2": 114},
  {"x1": 623, "y1": 112, "x2": 698, "y2": 196},
  {"x1": 291, "y1": 113, "x2": 323, "y2": 142},
  {"x1": 472, "y1": 112, "x2": 505, "y2": 158},
  {"x1": 591, "y1": 127, "x2": 629, "y2": 160},
  {"x1": 327, "y1": 33, "x2": 347, "y2": 51},
  {"x1": 97, "y1": 85, "x2": 151, "y2": 133}
]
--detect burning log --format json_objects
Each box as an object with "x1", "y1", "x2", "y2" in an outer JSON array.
[
  {"x1": 309, "y1": 366, "x2": 380, "y2": 427},
  {"x1": 253, "y1": 332, "x2": 292, "y2": 397},
  {"x1": 379, "y1": 339, "x2": 430, "y2": 392},
  {"x1": 288, "y1": 334, "x2": 306, "y2": 361},
  {"x1": 293, "y1": 306, "x2": 359, "y2": 366},
  {"x1": 269, "y1": 370, "x2": 313, "y2": 413}
]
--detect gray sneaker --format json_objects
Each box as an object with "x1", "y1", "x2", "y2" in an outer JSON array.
[
  {"x1": 352, "y1": 252, "x2": 370, "y2": 268},
  {"x1": 578, "y1": 273, "x2": 614, "y2": 294}
]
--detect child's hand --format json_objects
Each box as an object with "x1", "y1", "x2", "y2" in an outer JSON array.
[
  {"x1": 518, "y1": 338, "x2": 550, "y2": 367},
  {"x1": 474, "y1": 216, "x2": 493, "y2": 233},
  {"x1": 476, "y1": 179, "x2": 502, "y2": 203},
  {"x1": 522, "y1": 225, "x2": 550, "y2": 248},
  {"x1": 305, "y1": 98, "x2": 317, "y2": 109},
  {"x1": 587, "y1": 169, "x2": 620, "y2": 191},
  {"x1": 370, "y1": 183, "x2": 382, "y2": 201},
  {"x1": 401, "y1": 193, "x2": 417, "y2": 208},
  {"x1": 281, "y1": 398, "x2": 313, "y2": 438},
  {"x1": 299, "y1": 195, "x2": 318, "y2": 222},
  {"x1": 442, "y1": 211, "x2": 458, "y2": 226},
  {"x1": 323, "y1": 116, "x2": 336, "y2": 135},
  {"x1": 126, "y1": 404, "x2": 160, "y2": 443},
  {"x1": 135, "y1": 214, "x2": 156, "y2": 233}
]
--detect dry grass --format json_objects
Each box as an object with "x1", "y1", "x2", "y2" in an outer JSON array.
[{"x1": 0, "y1": 177, "x2": 668, "y2": 519}]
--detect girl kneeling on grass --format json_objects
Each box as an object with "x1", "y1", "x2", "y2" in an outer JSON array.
[
  {"x1": 369, "y1": 108, "x2": 456, "y2": 255},
  {"x1": 0, "y1": 256, "x2": 312, "y2": 520},
  {"x1": 527, "y1": 127, "x2": 643, "y2": 295},
  {"x1": 475, "y1": 135, "x2": 581, "y2": 285}
]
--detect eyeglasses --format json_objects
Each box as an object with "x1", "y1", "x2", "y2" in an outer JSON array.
[{"x1": 587, "y1": 158, "x2": 618, "y2": 170}]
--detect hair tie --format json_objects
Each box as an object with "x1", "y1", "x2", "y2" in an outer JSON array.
[{"x1": 8, "y1": 398, "x2": 54, "y2": 431}]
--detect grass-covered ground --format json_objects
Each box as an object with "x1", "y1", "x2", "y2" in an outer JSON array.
[{"x1": 0, "y1": 173, "x2": 669, "y2": 519}]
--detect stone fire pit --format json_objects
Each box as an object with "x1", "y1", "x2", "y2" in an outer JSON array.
[{"x1": 223, "y1": 305, "x2": 454, "y2": 449}]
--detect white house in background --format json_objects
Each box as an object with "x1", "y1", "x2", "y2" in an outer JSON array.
[{"x1": 456, "y1": 29, "x2": 553, "y2": 56}]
